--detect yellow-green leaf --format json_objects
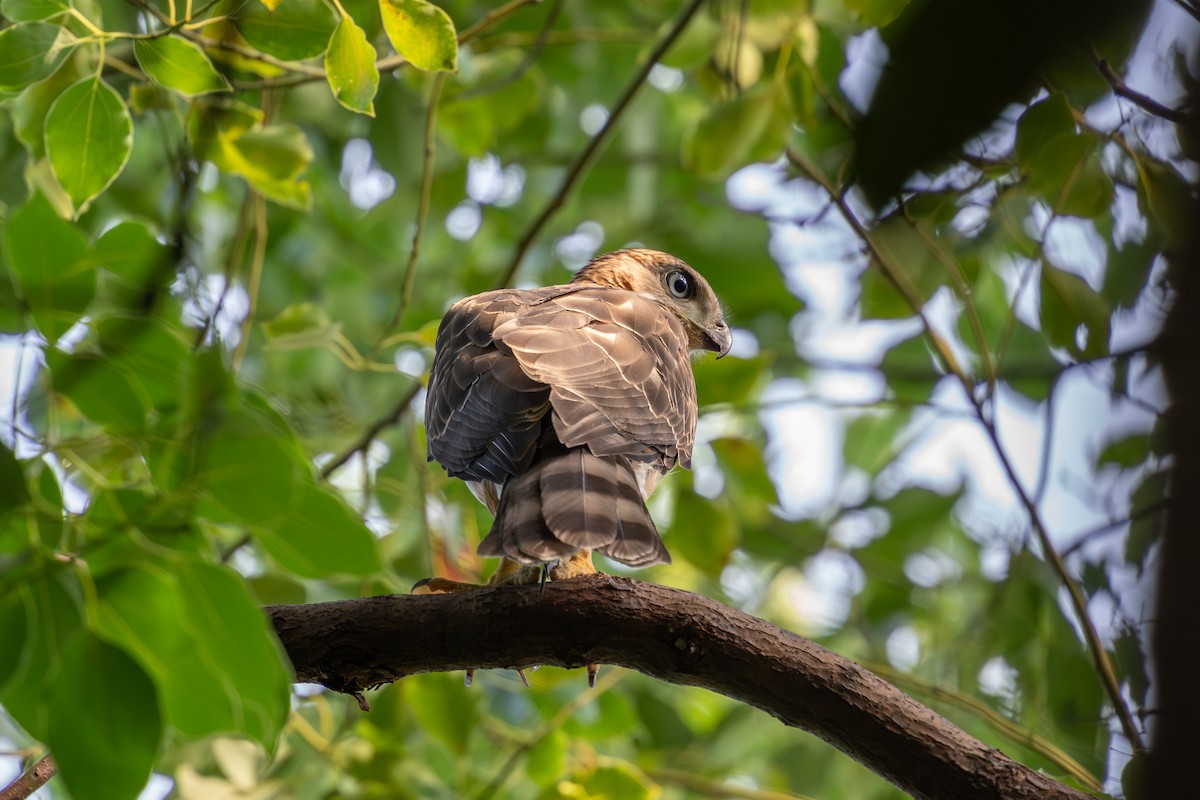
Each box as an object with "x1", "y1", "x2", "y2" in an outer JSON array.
[
  {"x1": 134, "y1": 35, "x2": 231, "y2": 97},
  {"x1": 325, "y1": 16, "x2": 379, "y2": 116},
  {"x1": 380, "y1": 0, "x2": 458, "y2": 73},
  {"x1": 45, "y1": 76, "x2": 133, "y2": 214}
]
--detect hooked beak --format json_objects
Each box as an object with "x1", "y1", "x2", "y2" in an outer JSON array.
[{"x1": 703, "y1": 321, "x2": 732, "y2": 359}]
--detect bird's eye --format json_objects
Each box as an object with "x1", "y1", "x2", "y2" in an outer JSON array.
[{"x1": 665, "y1": 270, "x2": 692, "y2": 299}]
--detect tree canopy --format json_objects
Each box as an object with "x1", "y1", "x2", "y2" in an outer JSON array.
[{"x1": 0, "y1": 0, "x2": 1195, "y2": 798}]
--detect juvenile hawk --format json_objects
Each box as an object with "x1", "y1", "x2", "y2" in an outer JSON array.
[{"x1": 423, "y1": 248, "x2": 730, "y2": 587}]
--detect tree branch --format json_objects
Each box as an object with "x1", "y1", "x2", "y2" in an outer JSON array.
[
  {"x1": 0, "y1": 755, "x2": 56, "y2": 800},
  {"x1": 267, "y1": 575, "x2": 1090, "y2": 800}
]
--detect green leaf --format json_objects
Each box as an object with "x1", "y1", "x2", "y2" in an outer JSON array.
[
  {"x1": 880, "y1": 487, "x2": 960, "y2": 539},
  {"x1": 1, "y1": 0, "x2": 69, "y2": 20},
  {"x1": 262, "y1": 301, "x2": 341, "y2": 349},
  {"x1": 174, "y1": 563, "x2": 291, "y2": 746},
  {"x1": 406, "y1": 672, "x2": 479, "y2": 754},
  {"x1": 94, "y1": 563, "x2": 290, "y2": 745},
  {"x1": 134, "y1": 35, "x2": 232, "y2": 97},
  {"x1": 3, "y1": 192, "x2": 95, "y2": 341},
  {"x1": 1039, "y1": 264, "x2": 1110, "y2": 358},
  {"x1": 1134, "y1": 155, "x2": 1192, "y2": 249},
  {"x1": 687, "y1": 83, "x2": 779, "y2": 180},
  {"x1": 187, "y1": 99, "x2": 313, "y2": 208},
  {"x1": 526, "y1": 729, "x2": 567, "y2": 788},
  {"x1": 692, "y1": 354, "x2": 766, "y2": 407},
  {"x1": 582, "y1": 762, "x2": 656, "y2": 800},
  {"x1": 1015, "y1": 93, "x2": 1075, "y2": 168},
  {"x1": 47, "y1": 350, "x2": 150, "y2": 436},
  {"x1": 96, "y1": 220, "x2": 172, "y2": 288},
  {"x1": 1096, "y1": 434, "x2": 1150, "y2": 469},
  {"x1": 881, "y1": 334, "x2": 940, "y2": 402},
  {"x1": 844, "y1": 410, "x2": 913, "y2": 476},
  {"x1": 1001, "y1": 321, "x2": 1059, "y2": 401},
  {"x1": 235, "y1": 0, "x2": 337, "y2": 61},
  {"x1": 844, "y1": 0, "x2": 910, "y2": 26},
  {"x1": 45, "y1": 76, "x2": 134, "y2": 214},
  {"x1": 255, "y1": 483, "x2": 383, "y2": 577},
  {"x1": 1016, "y1": 95, "x2": 1112, "y2": 218},
  {"x1": 1126, "y1": 469, "x2": 1167, "y2": 569},
  {"x1": 0, "y1": 22, "x2": 73, "y2": 91},
  {"x1": 0, "y1": 576, "x2": 83, "y2": 741},
  {"x1": 670, "y1": 488, "x2": 739, "y2": 578},
  {"x1": 711, "y1": 436, "x2": 779, "y2": 524},
  {"x1": 11, "y1": 55, "x2": 80, "y2": 160},
  {"x1": 860, "y1": 217, "x2": 943, "y2": 319},
  {"x1": 0, "y1": 591, "x2": 28, "y2": 689},
  {"x1": 325, "y1": 16, "x2": 379, "y2": 116},
  {"x1": 380, "y1": 0, "x2": 458, "y2": 72},
  {"x1": 196, "y1": 404, "x2": 304, "y2": 525},
  {"x1": 0, "y1": 444, "x2": 29, "y2": 521},
  {"x1": 96, "y1": 317, "x2": 190, "y2": 413},
  {"x1": 47, "y1": 632, "x2": 161, "y2": 800}
]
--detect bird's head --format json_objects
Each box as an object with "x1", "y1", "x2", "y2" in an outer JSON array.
[{"x1": 573, "y1": 248, "x2": 732, "y2": 358}]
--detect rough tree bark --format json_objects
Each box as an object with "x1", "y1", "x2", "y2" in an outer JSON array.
[{"x1": 267, "y1": 574, "x2": 1090, "y2": 800}]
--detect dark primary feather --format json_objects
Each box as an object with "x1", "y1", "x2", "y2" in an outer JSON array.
[{"x1": 425, "y1": 248, "x2": 728, "y2": 567}]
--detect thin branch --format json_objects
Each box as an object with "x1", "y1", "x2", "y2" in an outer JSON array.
[
  {"x1": 1094, "y1": 55, "x2": 1192, "y2": 126},
  {"x1": 320, "y1": 382, "x2": 422, "y2": 479},
  {"x1": 1033, "y1": 378, "x2": 1059, "y2": 506},
  {"x1": 376, "y1": 72, "x2": 447, "y2": 352},
  {"x1": 786, "y1": 148, "x2": 975, "y2": 401},
  {"x1": 492, "y1": 0, "x2": 707, "y2": 289},
  {"x1": 475, "y1": 669, "x2": 624, "y2": 800},
  {"x1": 1061, "y1": 497, "x2": 1171, "y2": 558},
  {"x1": 266, "y1": 576, "x2": 1092, "y2": 800},
  {"x1": 458, "y1": 0, "x2": 561, "y2": 100},
  {"x1": 232, "y1": 193, "x2": 268, "y2": 374},
  {"x1": 867, "y1": 661, "x2": 1101, "y2": 791},
  {"x1": 787, "y1": 146, "x2": 1146, "y2": 755},
  {"x1": 897, "y1": 198, "x2": 998, "y2": 390},
  {"x1": 977, "y1": 399, "x2": 1145, "y2": 752},
  {"x1": 234, "y1": 0, "x2": 541, "y2": 92},
  {"x1": 0, "y1": 755, "x2": 56, "y2": 800},
  {"x1": 1173, "y1": 0, "x2": 1200, "y2": 23},
  {"x1": 456, "y1": 0, "x2": 542, "y2": 44}
]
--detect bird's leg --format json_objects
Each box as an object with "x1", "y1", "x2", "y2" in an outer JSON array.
[
  {"x1": 548, "y1": 549, "x2": 597, "y2": 581},
  {"x1": 487, "y1": 557, "x2": 544, "y2": 586}
]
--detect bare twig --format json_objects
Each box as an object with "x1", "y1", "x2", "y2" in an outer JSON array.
[
  {"x1": 458, "y1": 0, "x2": 561, "y2": 100},
  {"x1": 0, "y1": 755, "x2": 56, "y2": 800},
  {"x1": 320, "y1": 382, "x2": 422, "y2": 479},
  {"x1": 1094, "y1": 56, "x2": 1192, "y2": 126},
  {"x1": 492, "y1": 0, "x2": 707, "y2": 289}
]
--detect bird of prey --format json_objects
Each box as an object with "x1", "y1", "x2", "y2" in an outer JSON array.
[{"x1": 421, "y1": 248, "x2": 731, "y2": 594}]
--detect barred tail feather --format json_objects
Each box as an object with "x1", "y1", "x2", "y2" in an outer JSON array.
[{"x1": 477, "y1": 445, "x2": 670, "y2": 568}]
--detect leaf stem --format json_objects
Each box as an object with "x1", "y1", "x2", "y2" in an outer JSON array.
[{"x1": 376, "y1": 71, "x2": 446, "y2": 352}]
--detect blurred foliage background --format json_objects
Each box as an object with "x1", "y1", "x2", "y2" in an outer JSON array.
[{"x1": 0, "y1": 0, "x2": 1194, "y2": 798}]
